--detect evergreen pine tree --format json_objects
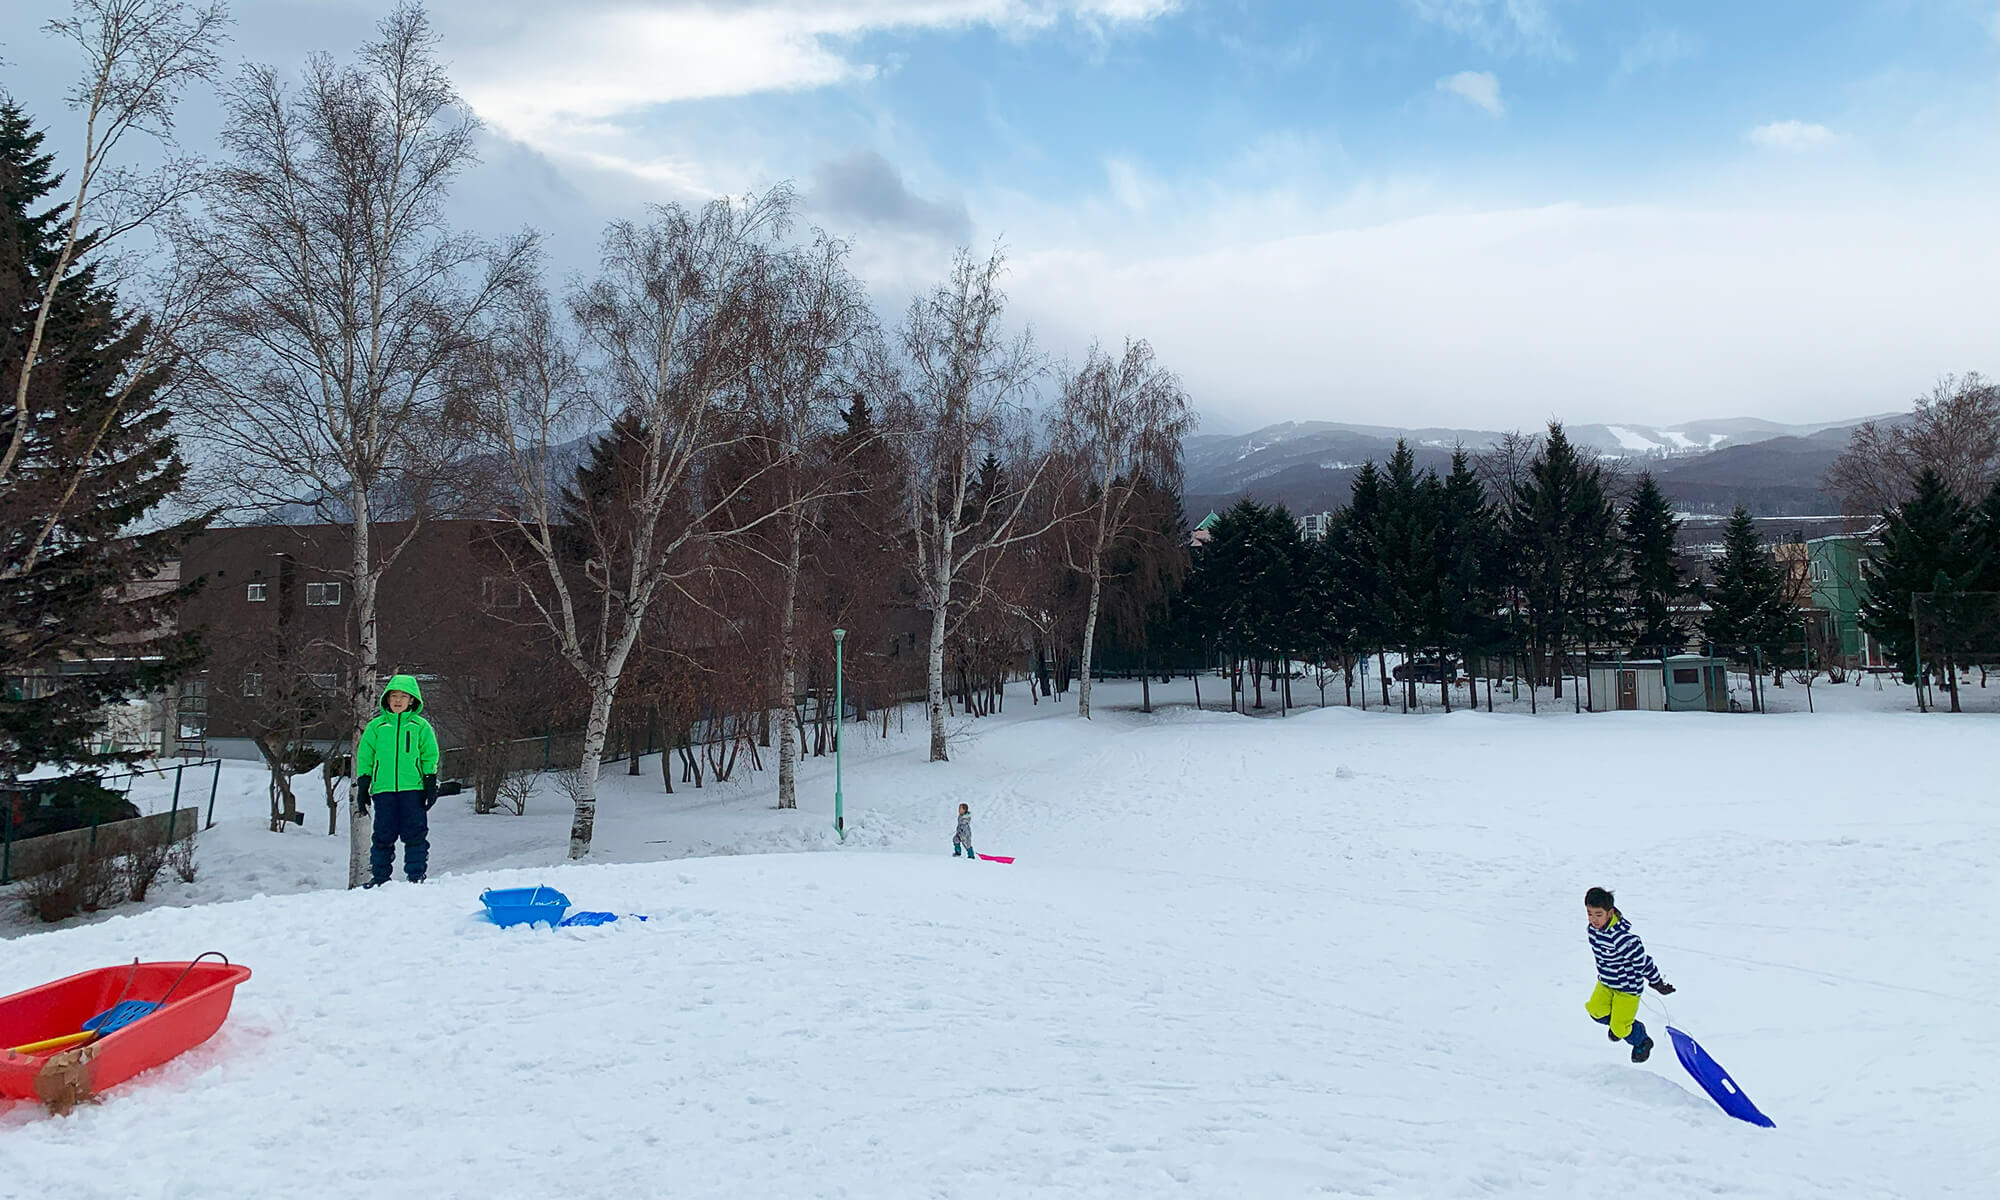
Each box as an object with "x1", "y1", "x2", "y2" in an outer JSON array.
[
  {"x1": 1508, "y1": 423, "x2": 1617, "y2": 700},
  {"x1": 1243, "y1": 503, "x2": 1307, "y2": 708},
  {"x1": 1334, "y1": 462, "x2": 1390, "y2": 705},
  {"x1": 1621, "y1": 472, "x2": 1686, "y2": 654},
  {"x1": 1438, "y1": 449, "x2": 1501, "y2": 708},
  {"x1": 1700, "y1": 507, "x2": 1795, "y2": 709},
  {"x1": 1859, "y1": 470, "x2": 1981, "y2": 709},
  {"x1": 1184, "y1": 500, "x2": 1260, "y2": 708},
  {"x1": 0, "y1": 102, "x2": 204, "y2": 777}
]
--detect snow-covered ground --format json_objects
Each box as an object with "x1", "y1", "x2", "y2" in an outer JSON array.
[{"x1": 2, "y1": 681, "x2": 1995, "y2": 1198}]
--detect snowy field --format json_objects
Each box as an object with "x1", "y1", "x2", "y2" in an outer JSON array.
[{"x1": 2, "y1": 681, "x2": 1996, "y2": 1198}]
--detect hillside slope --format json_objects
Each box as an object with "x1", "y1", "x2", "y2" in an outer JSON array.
[{"x1": 2, "y1": 693, "x2": 1993, "y2": 1198}]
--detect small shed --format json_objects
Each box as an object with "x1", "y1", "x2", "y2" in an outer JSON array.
[{"x1": 1586, "y1": 655, "x2": 1729, "y2": 713}]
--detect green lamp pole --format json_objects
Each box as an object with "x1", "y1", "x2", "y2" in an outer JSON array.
[{"x1": 833, "y1": 628, "x2": 846, "y2": 841}]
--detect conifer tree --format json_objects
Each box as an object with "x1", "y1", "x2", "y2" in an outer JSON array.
[
  {"x1": 1621, "y1": 472, "x2": 1686, "y2": 654},
  {"x1": 0, "y1": 102, "x2": 204, "y2": 778},
  {"x1": 1336, "y1": 461, "x2": 1391, "y2": 704},
  {"x1": 1700, "y1": 507, "x2": 1794, "y2": 710},
  {"x1": 1859, "y1": 470, "x2": 1981, "y2": 710},
  {"x1": 1507, "y1": 423, "x2": 1617, "y2": 700},
  {"x1": 1439, "y1": 449, "x2": 1501, "y2": 709}
]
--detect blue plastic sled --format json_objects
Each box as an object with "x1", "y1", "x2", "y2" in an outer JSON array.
[
  {"x1": 1667, "y1": 1025, "x2": 1775, "y2": 1128},
  {"x1": 558, "y1": 911, "x2": 651, "y2": 927}
]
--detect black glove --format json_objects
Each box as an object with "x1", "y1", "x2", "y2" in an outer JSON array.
[
  {"x1": 422, "y1": 774, "x2": 439, "y2": 811},
  {"x1": 355, "y1": 774, "x2": 372, "y2": 816},
  {"x1": 1651, "y1": 980, "x2": 1676, "y2": 995}
]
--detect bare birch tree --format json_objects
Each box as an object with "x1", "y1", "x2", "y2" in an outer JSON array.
[
  {"x1": 1, "y1": 0, "x2": 228, "y2": 578},
  {"x1": 1052, "y1": 338, "x2": 1192, "y2": 719},
  {"x1": 468, "y1": 188, "x2": 796, "y2": 858},
  {"x1": 1825, "y1": 372, "x2": 2000, "y2": 514},
  {"x1": 742, "y1": 232, "x2": 877, "y2": 809},
  {"x1": 891, "y1": 248, "x2": 1069, "y2": 761},
  {"x1": 177, "y1": 3, "x2": 534, "y2": 885}
]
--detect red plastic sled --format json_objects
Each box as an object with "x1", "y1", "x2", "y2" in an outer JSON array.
[
  {"x1": 976, "y1": 854, "x2": 1014, "y2": 864},
  {"x1": 0, "y1": 960, "x2": 252, "y2": 1103}
]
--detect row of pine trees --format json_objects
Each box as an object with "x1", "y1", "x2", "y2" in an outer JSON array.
[
  {"x1": 1858, "y1": 471, "x2": 2000, "y2": 712},
  {"x1": 1152, "y1": 426, "x2": 1806, "y2": 713}
]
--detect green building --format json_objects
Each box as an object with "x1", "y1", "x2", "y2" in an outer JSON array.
[{"x1": 1803, "y1": 533, "x2": 1885, "y2": 669}]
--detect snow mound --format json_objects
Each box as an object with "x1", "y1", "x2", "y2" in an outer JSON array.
[{"x1": 1, "y1": 693, "x2": 1994, "y2": 1198}]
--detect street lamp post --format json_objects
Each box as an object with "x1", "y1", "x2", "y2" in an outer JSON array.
[{"x1": 833, "y1": 628, "x2": 846, "y2": 840}]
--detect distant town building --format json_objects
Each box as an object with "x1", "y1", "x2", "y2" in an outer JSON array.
[
  {"x1": 1190, "y1": 510, "x2": 1221, "y2": 547},
  {"x1": 1585, "y1": 655, "x2": 1731, "y2": 713},
  {"x1": 1775, "y1": 530, "x2": 1887, "y2": 671}
]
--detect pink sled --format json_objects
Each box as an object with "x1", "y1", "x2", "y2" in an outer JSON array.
[{"x1": 976, "y1": 853, "x2": 1014, "y2": 864}]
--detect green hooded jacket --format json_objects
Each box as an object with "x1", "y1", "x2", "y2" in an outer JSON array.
[{"x1": 354, "y1": 674, "x2": 440, "y2": 794}]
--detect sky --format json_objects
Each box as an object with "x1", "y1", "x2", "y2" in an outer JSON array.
[{"x1": 3, "y1": 0, "x2": 1996, "y2": 435}]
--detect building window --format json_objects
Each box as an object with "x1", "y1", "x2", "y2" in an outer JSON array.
[
  {"x1": 1672, "y1": 668, "x2": 1700, "y2": 685},
  {"x1": 306, "y1": 581, "x2": 342, "y2": 606},
  {"x1": 242, "y1": 672, "x2": 263, "y2": 697},
  {"x1": 308, "y1": 673, "x2": 338, "y2": 692},
  {"x1": 481, "y1": 576, "x2": 522, "y2": 608},
  {"x1": 246, "y1": 582, "x2": 268, "y2": 602}
]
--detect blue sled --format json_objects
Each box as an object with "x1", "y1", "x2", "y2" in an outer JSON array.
[
  {"x1": 558, "y1": 911, "x2": 650, "y2": 927},
  {"x1": 1667, "y1": 1026, "x2": 1775, "y2": 1128}
]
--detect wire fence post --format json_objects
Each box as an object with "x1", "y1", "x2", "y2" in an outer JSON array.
[
  {"x1": 1912, "y1": 593, "x2": 1927, "y2": 713},
  {"x1": 205, "y1": 758, "x2": 222, "y2": 830}
]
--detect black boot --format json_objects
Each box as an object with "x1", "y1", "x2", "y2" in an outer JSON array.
[{"x1": 1631, "y1": 1036, "x2": 1655, "y2": 1064}]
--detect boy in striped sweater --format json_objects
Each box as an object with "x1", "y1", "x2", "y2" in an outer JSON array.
[{"x1": 1584, "y1": 886, "x2": 1675, "y2": 1063}]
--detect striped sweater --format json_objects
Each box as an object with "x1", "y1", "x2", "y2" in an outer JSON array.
[{"x1": 1587, "y1": 913, "x2": 1665, "y2": 994}]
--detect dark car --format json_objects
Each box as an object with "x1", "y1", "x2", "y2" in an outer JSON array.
[
  {"x1": 1391, "y1": 659, "x2": 1448, "y2": 683},
  {"x1": 1, "y1": 776, "x2": 141, "y2": 840}
]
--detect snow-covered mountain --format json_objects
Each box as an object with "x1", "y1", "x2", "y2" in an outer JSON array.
[{"x1": 1183, "y1": 414, "x2": 1893, "y2": 518}]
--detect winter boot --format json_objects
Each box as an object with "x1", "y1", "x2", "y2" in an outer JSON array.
[
  {"x1": 1630, "y1": 1036, "x2": 1655, "y2": 1064},
  {"x1": 965, "y1": 849, "x2": 976, "y2": 862},
  {"x1": 953, "y1": 846, "x2": 962, "y2": 857},
  {"x1": 1608, "y1": 1028, "x2": 1620, "y2": 1041},
  {"x1": 363, "y1": 878, "x2": 388, "y2": 890}
]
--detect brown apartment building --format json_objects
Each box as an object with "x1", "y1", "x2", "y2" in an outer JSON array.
[{"x1": 176, "y1": 520, "x2": 554, "y2": 760}]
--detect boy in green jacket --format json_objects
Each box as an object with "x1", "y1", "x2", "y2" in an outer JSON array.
[{"x1": 354, "y1": 674, "x2": 440, "y2": 886}]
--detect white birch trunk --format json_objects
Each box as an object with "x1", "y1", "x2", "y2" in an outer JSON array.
[
  {"x1": 775, "y1": 510, "x2": 803, "y2": 809},
  {"x1": 1077, "y1": 565, "x2": 1104, "y2": 719},
  {"x1": 926, "y1": 592, "x2": 951, "y2": 762},
  {"x1": 569, "y1": 683, "x2": 616, "y2": 859},
  {"x1": 346, "y1": 490, "x2": 378, "y2": 888}
]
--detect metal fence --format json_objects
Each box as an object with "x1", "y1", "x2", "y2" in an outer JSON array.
[{"x1": 1, "y1": 759, "x2": 219, "y2": 885}]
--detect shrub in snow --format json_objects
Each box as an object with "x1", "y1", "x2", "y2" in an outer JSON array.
[
  {"x1": 125, "y1": 837, "x2": 169, "y2": 902},
  {"x1": 17, "y1": 847, "x2": 120, "y2": 922},
  {"x1": 493, "y1": 770, "x2": 535, "y2": 817},
  {"x1": 168, "y1": 833, "x2": 199, "y2": 884}
]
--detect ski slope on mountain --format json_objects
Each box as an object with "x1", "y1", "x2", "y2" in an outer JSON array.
[{"x1": 2, "y1": 688, "x2": 1995, "y2": 1198}]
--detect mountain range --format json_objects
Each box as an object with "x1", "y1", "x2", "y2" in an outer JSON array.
[{"x1": 1182, "y1": 415, "x2": 1891, "y2": 520}]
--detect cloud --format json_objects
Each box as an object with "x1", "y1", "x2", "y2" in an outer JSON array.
[
  {"x1": 437, "y1": 1, "x2": 1177, "y2": 149},
  {"x1": 1617, "y1": 28, "x2": 1697, "y2": 76},
  {"x1": 1746, "y1": 120, "x2": 1837, "y2": 152},
  {"x1": 1404, "y1": 0, "x2": 1570, "y2": 61},
  {"x1": 1437, "y1": 70, "x2": 1505, "y2": 116},
  {"x1": 1005, "y1": 195, "x2": 2000, "y2": 431},
  {"x1": 808, "y1": 150, "x2": 972, "y2": 243}
]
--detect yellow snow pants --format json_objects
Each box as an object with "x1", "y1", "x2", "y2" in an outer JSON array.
[{"x1": 1586, "y1": 983, "x2": 1642, "y2": 1039}]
